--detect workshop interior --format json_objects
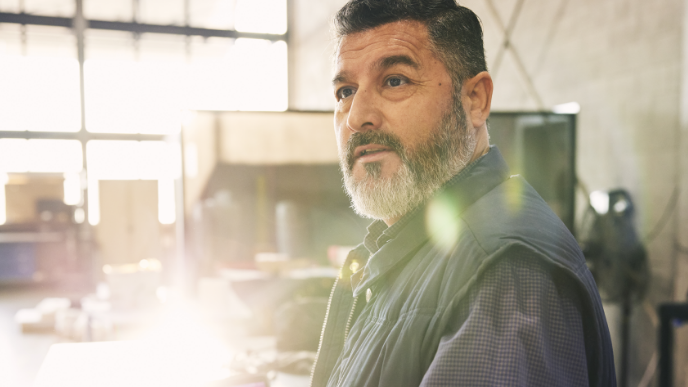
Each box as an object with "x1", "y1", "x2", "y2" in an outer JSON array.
[{"x1": 0, "y1": 0, "x2": 687, "y2": 386}]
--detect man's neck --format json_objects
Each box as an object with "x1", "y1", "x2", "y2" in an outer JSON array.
[{"x1": 383, "y1": 216, "x2": 401, "y2": 227}]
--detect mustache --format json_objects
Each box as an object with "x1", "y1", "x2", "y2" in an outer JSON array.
[{"x1": 345, "y1": 131, "x2": 406, "y2": 171}]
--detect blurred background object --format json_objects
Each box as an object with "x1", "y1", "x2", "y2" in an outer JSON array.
[
  {"x1": 1, "y1": 0, "x2": 688, "y2": 386},
  {"x1": 580, "y1": 189, "x2": 649, "y2": 387}
]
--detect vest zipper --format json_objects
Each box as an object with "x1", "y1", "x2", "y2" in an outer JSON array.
[
  {"x1": 310, "y1": 277, "x2": 339, "y2": 386},
  {"x1": 334, "y1": 295, "x2": 359, "y2": 387},
  {"x1": 344, "y1": 295, "x2": 359, "y2": 341}
]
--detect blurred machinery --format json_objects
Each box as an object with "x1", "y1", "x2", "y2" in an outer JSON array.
[
  {"x1": 0, "y1": 197, "x2": 83, "y2": 284},
  {"x1": 579, "y1": 189, "x2": 649, "y2": 387}
]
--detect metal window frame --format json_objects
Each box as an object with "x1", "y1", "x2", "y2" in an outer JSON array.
[
  {"x1": 0, "y1": 0, "x2": 289, "y2": 178},
  {"x1": 0, "y1": 12, "x2": 288, "y2": 41},
  {"x1": 0, "y1": 3, "x2": 288, "y2": 142},
  {"x1": 0, "y1": 0, "x2": 290, "y2": 279}
]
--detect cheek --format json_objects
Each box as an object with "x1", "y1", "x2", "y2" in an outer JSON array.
[
  {"x1": 392, "y1": 110, "x2": 437, "y2": 149},
  {"x1": 334, "y1": 119, "x2": 348, "y2": 153}
]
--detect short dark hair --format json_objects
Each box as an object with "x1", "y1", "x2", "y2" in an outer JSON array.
[{"x1": 334, "y1": 0, "x2": 487, "y2": 92}]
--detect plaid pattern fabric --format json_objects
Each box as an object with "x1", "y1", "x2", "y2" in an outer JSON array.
[{"x1": 420, "y1": 254, "x2": 589, "y2": 386}]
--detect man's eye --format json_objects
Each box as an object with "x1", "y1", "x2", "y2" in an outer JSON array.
[
  {"x1": 386, "y1": 77, "x2": 407, "y2": 87},
  {"x1": 337, "y1": 87, "x2": 355, "y2": 100}
]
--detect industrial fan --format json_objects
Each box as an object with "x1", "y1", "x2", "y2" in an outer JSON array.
[{"x1": 578, "y1": 189, "x2": 649, "y2": 387}]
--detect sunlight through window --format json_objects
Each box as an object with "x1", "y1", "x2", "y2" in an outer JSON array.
[
  {"x1": 24, "y1": 0, "x2": 75, "y2": 17},
  {"x1": 0, "y1": 139, "x2": 82, "y2": 173},
  {"x1": 63, "y1": 172, "x2": 82, "y2": 206},
  {"x1": 187, "y1": 38, "x2": 288, "y2": 111},
  {"x1": 189, "y1": 0, "x2": 235, "y2": 29},
  {"x1": 87, "y1": 177, "x2": 100, "y2": 225},
  {"x1": 86, "y1": 140, "x2": 180, "y2": 225},
  {"x1": 0, "y1": 25, "x2": 80, "y2": 132},
  {"x1": 87, "y1": 140, "x2": 179, "y2": 180},
  {"x1": 84, "y1": 0, "x2": 133, "y2": 22},
  {"x1": 85, "y1": 59, "x2": 185, "y2": 134},
  {"x1": 235, "y1": 0, "x2": 287, "y2": 34},
  {"x1": 158, "y1": 179, "x2": 176, "y2": 225}
]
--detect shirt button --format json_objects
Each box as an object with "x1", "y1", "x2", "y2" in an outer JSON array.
[{"x1": 366, "y1": 288, "x2": 373, "y2": 303}]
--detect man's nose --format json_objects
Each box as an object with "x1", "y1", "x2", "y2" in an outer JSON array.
[{"x1": 346, "y1": 89, "x2": 382, "y2": 133}]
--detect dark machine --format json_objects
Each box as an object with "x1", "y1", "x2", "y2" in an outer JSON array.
[{"x1": 579, "y1": 189, "x2": 649, "y2": 387}]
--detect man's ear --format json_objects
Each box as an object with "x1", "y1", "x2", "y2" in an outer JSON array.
[{"x1": 462, "y1": 71, "x2": 493, "y2": 129}]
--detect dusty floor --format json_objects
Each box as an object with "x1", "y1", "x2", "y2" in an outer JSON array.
[
  {"x1": 0, "y1": 285, "x2": 84, "y2": 387},
  {"x1": 0, "y1": 284, "x2": 312, "y2": 387}
]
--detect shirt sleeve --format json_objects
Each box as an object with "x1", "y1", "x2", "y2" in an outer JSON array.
[{"x1": 420, "y1": 253, "x2": 590, "y2": 387}]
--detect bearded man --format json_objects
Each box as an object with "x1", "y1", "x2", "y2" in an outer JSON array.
[{"x1": 310, "y1": 1, "x2": 616, "y2": 386}]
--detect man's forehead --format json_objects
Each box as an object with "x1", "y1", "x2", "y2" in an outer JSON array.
[{"x1": 335, "y1": 20, "x2": 432, "y2": 71}]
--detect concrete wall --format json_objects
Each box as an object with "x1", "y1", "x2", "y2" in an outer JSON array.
[
  {"x1": 287, "y1": 0, "x2": 688, "y2": 384},
  {"x1": 218, "y1": 111, "x2": 337, "y2": 164},
  {"x1": 288, "y1": 0, "x2": 347, "y2": 111}
]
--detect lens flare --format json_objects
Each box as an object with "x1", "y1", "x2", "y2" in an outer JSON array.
[{"x1": 425, "y1": 193, "x2": 461, "y2": 252}]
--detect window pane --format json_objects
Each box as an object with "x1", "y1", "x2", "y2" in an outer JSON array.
[
  {"x1": 84, "y1": 0, "x2": 133, "y2": 22},
  {"x1": 189, "y1": 0, "x2": 235, "y2": 30},
  {"x1": 235, "y1": 0, "x2": 286, "y2": 34},
  {"x1": 0, "y1": 139, "x2": 82, "y2": 173},
  {"x1": 25, "y1": 25, "x2": 77, "y2": 58},
  {"x1": 0, "y1": 139, "x2": 29, "y2": 172},
  {"x1": 0, "y1": 25, "x2": 22, "y2": 131},
  {"x1": 87, "y1": 140, "x2": 179, "y2": 180},
  {"x1": 84, "y1": 29, "x2": 135, "y2": 61},
  {"x1": 139, "y1": 0, "x2": 185, "y2": 25},
  {"x1": 0, "y1": 0, "x2": 20, "y2": 13},
  {"x1": 27, "y1": 140, "x2": 83, "y2": 173},
  {"x1": 85, "y1": 33, "x2": 287, "y2": 133},
  {"x1": 187, "y1": 38, "x2": 287, "y2": 111},
  {"x1": 87, "y1": 140, "x2": 140, "y2": 179},
  {"x1": 25, "y1": 0, "x2": 74, "y2": 17},
  {"x1": 0, "y1": 26, "x2": 80, "y2": 132},
  {"x1": 0, "y1": 24, "x2": 21, "y2": 56},
  {"x1": 139, "y1": 33, "x2": 186, "y2": 62},
  {"x1": 85, "y1": 33, "x2": 185, "y2": 134}
]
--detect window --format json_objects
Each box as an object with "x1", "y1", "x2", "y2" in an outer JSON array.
[
  {"x1": 85, "y1": 31, "x2": 186, "y2": 134},
  {"x1": 235, "y1": 0, "x2": 287, "y2": 34},
  {"x1": 83, "y1": 0, "x2": 133, "y2": 22},
  {"x1": 0, "y1": 25, "x2": 80, "y2": 132},
  {"x1": 24, "y1": 0, "x2": 75, "y2": 17},
  {"x1": 187, "y1": 37, "x2": 288, "y2": 111},
  {"x1": 0, "y1": 0, "x2": 288, "y2": 226},
  {"x1": 86, "y1": 140, "x2": 180, "y2": 225},
  {"x1": 0, "y1": 139, "x2": 83, "y2": 173}
]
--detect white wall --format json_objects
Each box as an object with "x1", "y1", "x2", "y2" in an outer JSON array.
[
  {"x1": 219, "y1": 111, "x2": 337, "y2": 164},
  {"x1": 288, "y1": 0, "x2": 347, "y2": 111}
]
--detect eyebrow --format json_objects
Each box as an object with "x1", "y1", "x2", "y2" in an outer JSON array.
[
  {"x1": 331, "y1": 54, "x2": 420, "y2": 86},
  {"x1": 374, "y1": 55, "x2": 420, "y2": 71},
  {"x1": 332, "y1": 71, "x2": 350, "y2": 86}
]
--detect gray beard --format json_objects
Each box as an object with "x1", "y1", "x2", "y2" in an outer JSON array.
[{"x1": 340, "y1": 100, "x2": 477, "y2": 220}]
